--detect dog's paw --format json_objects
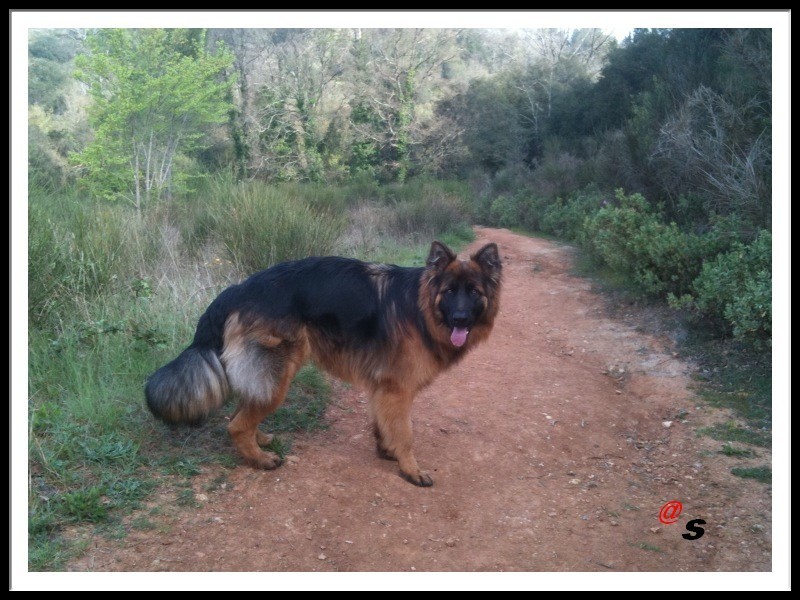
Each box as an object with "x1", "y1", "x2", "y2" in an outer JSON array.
[
  {"x1": 247, "y1": 451, "x2": 283, "y2": 470},
  {"x1": 401, "y1": 470, "x2": 434, "y2": 487}
]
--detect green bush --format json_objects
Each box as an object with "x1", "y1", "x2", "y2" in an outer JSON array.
[
  {"x1": 631, "y1": 220, "x2": 707, "y2": 296},
  {"x1": 486, "y1": 192, "x2": 549, "y2": 231},
  {"x1": 540, "y1": 185, "x2": 605, "y2": 241},
  {"x1": 518, "y1": 196, "x2": 542, "y2": 231},
  {"x1": 678, "y1": 230, "x2": 771, "y2": 348},
  {"x1": 582, "y1": 189, "x2": 653, "y2": 273},
  {"x1": 488, "y1": 194, "x2": 519, "y2": 228},
  {"x1": 583, "y1": 189, "x2": 706, "y2": 297}
]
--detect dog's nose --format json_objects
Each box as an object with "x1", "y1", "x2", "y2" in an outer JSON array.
[{"x1": 452, "y1": 311, "x2": 470, "y2": 327}]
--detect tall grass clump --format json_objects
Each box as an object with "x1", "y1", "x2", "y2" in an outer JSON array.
[
  {"x1": 199, "y1": 176, "x2": 347, "y2": 273},
  {"x1": 28, "y1": 187, "x2": 128, "y2": 328},
  {"x1": 356, "y1": 177, "x2": 475, "y2": 241},
  {"x1": 336, "y1": 178, "x2": 475, "y2": 261},
  {"x1": 386, "y1": 189, "x2": 471, "y2": 241}
]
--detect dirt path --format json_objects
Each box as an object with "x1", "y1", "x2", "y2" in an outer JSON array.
[{"x1": 67, "y1": 228, "x2": 771, "y2": 574}]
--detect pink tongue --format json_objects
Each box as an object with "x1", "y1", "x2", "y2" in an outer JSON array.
[{"x1": 450, "y1": 327, "x2": 469, "y2": 347}]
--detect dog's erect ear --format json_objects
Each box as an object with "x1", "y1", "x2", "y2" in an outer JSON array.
[
  {"x1": 426, "y1": 241, "x2": 457, "y2": 271},
  {"x1": 471, "y1": 243, "x2": 502, "y2": 276}
]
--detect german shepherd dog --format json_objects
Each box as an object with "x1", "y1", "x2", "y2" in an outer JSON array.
[{"x1": 145, "y1": 241, "x2": 501, "y2": 486}]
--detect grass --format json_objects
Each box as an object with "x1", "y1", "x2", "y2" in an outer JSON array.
[
  {"x1": 27, "y1": 176, "x2": 477, "y2": 571},
  {"x1": 731, "y1": 466, "x2": 772, "y2": 484},
  {"x1": 687, "y1": 341, "x2": 772, "y2": 428},
  {"x1": 200, "y1": 177, "x2": 348, "y2": 273},
  {"x1": 630, "y1": 542, "x2": 665, "y2": 554},
  {"x1": 266, "y1": 365, "x2": 331, "y2": 434},
  {"x1": 130, "y1": 515, "x2": 157, "y2": 531},
  {"x1": 697, "y1": 421, "x2": 770, "y2": 448},
  {"x1": 28, "y1": 535, "x2": 76, "y2": 572},
  {"x1": 60, "y1": 487, "x2": 109, "y2": 523},
  {"x1": 719, "y1": 443, "x2": 756, "y2": 458},
  {"x1": 166, "y1": 458, "x2": 204, "y2": 478},
  {"x1": 265, "y1": 436, "x2": 293, "y2": 460}
]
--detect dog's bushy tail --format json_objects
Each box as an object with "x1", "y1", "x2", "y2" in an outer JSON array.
[{"x1": 145, "y1": 346, "x2": 229, "y2": 426}]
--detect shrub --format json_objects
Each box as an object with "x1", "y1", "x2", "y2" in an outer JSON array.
[
  {"x1": 488, "y1": 194, "x2": 519, "y2": 229},
  {"x1": 529, "y1": 149, "x2": 588, "y2": 200},
  {"x1": 485, "y1": 192, "x2": 549, "y2": 232},
  {"x1": 519, "y1": 195, "x2": 552, "y2": 232},
  {"x1": 540, "y1": 185, "x2": 605, "y2": 241},
  {"x1": 677, "y1": 230, "x2": 771, "y2": 348},
  {"x1": 583, "y1": 189, "x2": 706, "y2": 297}
]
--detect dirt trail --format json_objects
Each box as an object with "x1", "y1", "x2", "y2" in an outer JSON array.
[{"x1": 67, "y1": 228, "x2": 771, "y2": 573}]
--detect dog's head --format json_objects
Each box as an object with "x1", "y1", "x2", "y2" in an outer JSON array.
[{"x1": 423, "y1": 241, "x2": 502, "y2": 349}]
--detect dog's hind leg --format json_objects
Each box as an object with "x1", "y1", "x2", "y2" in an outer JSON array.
[
  {"x1": 222, "y1": 315, "x2": 309, "y2": 469},
  {"x1": 371, "y1": 388, "x2": 433, "y2": 487},
  {"x1": 226, "y1": 344, "x2": 308, "y2": 469},
  {"x1": 227, "y1": 402, "x2": 284, "y2": 469}
]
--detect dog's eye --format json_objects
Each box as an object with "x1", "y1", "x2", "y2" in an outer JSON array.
[
  {"x1": 469, "y1": 288, "x2": 480, "y2": 297},
  {"x1": 444, "y1": 288, "x2": 455, "y2": 295}
]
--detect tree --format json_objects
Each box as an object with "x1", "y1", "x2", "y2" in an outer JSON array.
[
  {"x1": 652, "y1": 84, "x2": 771, "y2": 226},
  {"x1": 255, "y1": 29, "x2": 349, "y2": 181},
  {"x1": 441, "y1": 76, "x2": 530, "y2": 174},
  {"x1": 72, "y1": 29, "x2": 234, "y2": 210},
  {"x1": 591, "y1": 28, "x2": 772, "y2": 227},
  {"x1": 433, "y1": 29, "x2": 616, "y2": 177},
  {"x1": 348, "y1": 28, "x2": 460, "y2": 182},
  {"x1": 28, "y1": 28, "x2": 81, "y2": 114},
  {"x1": 205, "y1": 28, "x2": 262, "y2": 179},
  {"x1": 207, "y1": 28, "x2": 352, "y2": 182},
  {"x1": 28, "y1": 29, "x2": 88, "y2": 188},
  {"x1": 517, "y1": 29, "x2": 614, "y2": 121}
]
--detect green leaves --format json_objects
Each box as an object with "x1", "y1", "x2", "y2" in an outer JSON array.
[
  {"x1": 582, "y1": 189, "x2": 708, "y2": 297},
  {"x1": 686, "y1": 230, "x2": 772, "y2": 348},
  {"x1": 71, "y1": 29, "x2": 234, "y2": 206}
]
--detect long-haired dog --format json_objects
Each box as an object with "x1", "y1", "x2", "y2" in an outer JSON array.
[{"x1": 146, "y1": 241, "x2": 501, "y2": 486}]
